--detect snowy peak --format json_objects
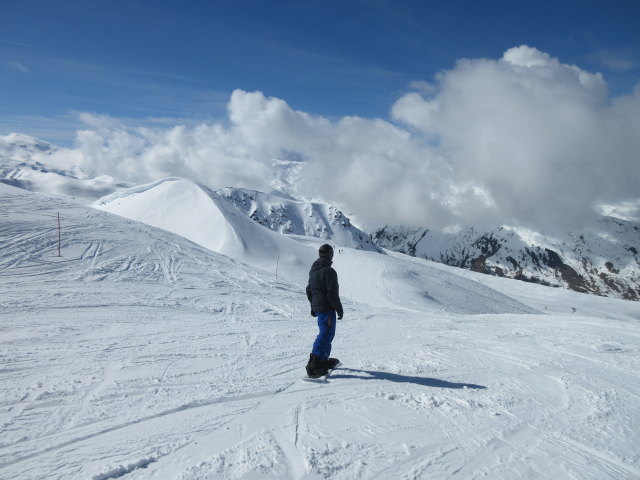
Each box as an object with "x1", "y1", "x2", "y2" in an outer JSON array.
[
  {"x1": 0, "y1": 133, "x2": 131, "y2": 200},
  {"x1": 373, "y1": 220, "x2": 640, "y2": 300},
  {"x1": 91, "y1": 178, "x2": 336, "y2": 286},
  {"x1": 0, "y1": 132, "x2": 57, "y2": 159},
  {"x1": 93, "y1": 178, "x2": 378, "y2": 255},
  {"x1": 0, "y1": 158, "x2": 131, "y2": 201},
  {"x1": 92, "y1": 178, "x2": 244, "y2": 256},
  {"x1": 214, "y1": 186, "x2": 380, "y2": 252}
]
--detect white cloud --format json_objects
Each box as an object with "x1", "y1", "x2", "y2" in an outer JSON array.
[
  {"x1": 589, "y1": 48, "x2": 637, "y2": 73},
  {"x1": 391, "y1": 45, "x2": 639, "y2": 229},
  {"x1": 6, "y1": 60, "x2": 29, "y2": 73},
  {"x1": 45, "y1": 46, "x2": 640, "y2": 230},
  {"x1": 598, "y1": 199, "x2": 640, "y2": 221},
  {"x1": 503, "y1": 45, "x2": 555, "y2": 68}
]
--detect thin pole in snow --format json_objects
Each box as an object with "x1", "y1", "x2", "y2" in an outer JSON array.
[
  {"x1": 275, "y1": 251, "x2": 280, "y2": 279},
  {"x1": 57, "y1": 212, "x2": 61, "y2": 257}
]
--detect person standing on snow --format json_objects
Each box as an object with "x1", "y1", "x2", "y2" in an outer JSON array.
[{"x1": 305, "y1": 244, "x2": 344, "y2": 378}]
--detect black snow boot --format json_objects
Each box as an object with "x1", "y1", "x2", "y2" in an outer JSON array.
[
  {"x1": 326, "y1": 358, "x2": 340, "y2": 369},
  {"x1": 306, "y1": 354, "x2": 328, "y2": 378}
]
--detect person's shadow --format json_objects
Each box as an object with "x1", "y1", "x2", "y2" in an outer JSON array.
[{"x1": 332, "y1": 368, "x2": 486, "y2": 390}]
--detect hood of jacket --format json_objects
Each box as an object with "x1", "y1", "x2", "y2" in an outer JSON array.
[{"x1": 310, "y1": 257, "x2": 332, "y2": 272}]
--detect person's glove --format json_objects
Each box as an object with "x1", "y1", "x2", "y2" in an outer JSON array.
[
  {"x1": 311, "y1": 309, "x2": 317, "y2": 317},
  {"x1": 337, "y1": 312, "x2": 343, "y2": 320}
]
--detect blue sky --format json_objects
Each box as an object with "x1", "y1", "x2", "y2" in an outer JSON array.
[{"x1": 1, "y1": 0, "x2": 639, "y2": 145}]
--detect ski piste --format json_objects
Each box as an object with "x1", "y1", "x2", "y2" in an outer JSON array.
[
  {"x1": 3, "y1": 179, "x2": 640, "y2": 480},
  {"x1": 303, "y1": 362, "x2": 341, "y2": 383}
]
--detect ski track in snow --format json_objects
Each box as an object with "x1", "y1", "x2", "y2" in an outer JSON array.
[{"x1": 1, "y1": 183, "x2": 640, "y2": 479}]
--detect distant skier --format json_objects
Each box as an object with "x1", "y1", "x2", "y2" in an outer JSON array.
[{"x1": 305, "y1": 244, "x2": 344, "y2": 378}]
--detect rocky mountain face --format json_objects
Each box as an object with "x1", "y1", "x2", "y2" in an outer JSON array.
[
  {"x1": 214, "y1": 187, "x2": 381, "y2": 252},
  {"x1": 373, "y1": 221, "x2": 640, "y2": 300}
]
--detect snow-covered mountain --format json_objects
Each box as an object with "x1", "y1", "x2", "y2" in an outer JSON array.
[
  {"x1": 0, "y1": 132, "x2": 59, "y2": 159},
  {"x1": 0, "y1": 133, "x2": 132, "y2": 200},
  {"x1": 0, "y1": 134, "x2": 377, "y2": 254},
  {"x1": 2, "y1": 132, "x2": 639, "y2": 302},
  {"x1": 91, "y1": 178, "x2": 380, "y2": 276},
  {"x1": 373, "y1": 221, "x2": 640, "y2": 301},
  {"x1": 215, "y1": 186, "x2": 378, "y2": 251},
  {"x1": 90, "y1": 177, "x2": 531, "y2": 315}
]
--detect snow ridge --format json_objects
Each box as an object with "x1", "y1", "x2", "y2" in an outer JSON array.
[
  {"x1": 373, "y1": 221, "x2": 640, "y2": 300},
  {"x1": 90, "y1": 178, "x2": 532, "y2": 314},
  {"x1": 214, "y1": 186, "x2": 379, "y2": 252}
]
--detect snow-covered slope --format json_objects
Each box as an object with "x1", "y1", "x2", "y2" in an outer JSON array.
[
  {"x1": 0, "y1": 133, "x2": 131, "y2": 201},
  {"x1": 90, "y1": 177, "x2": 322, "y2": 286},
  {"x1": 93, "y1": 177, "x2": 377, "y2": 253},
  {"x1": 91, "y1": 177, "x2": 531, "y2": 314},
  {"x1": 2, "y1": 184, "x2": 640, "y2": 479},
  {"x1": 374, "y1": 222, "x2": 640, "y2": 301}
]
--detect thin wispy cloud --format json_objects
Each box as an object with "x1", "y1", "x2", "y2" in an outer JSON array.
[
  {"x1": 6, "y1": 60, "x2": 29, "y2": 73},
  {"x1": 589, "y1": 48, "x2": 637, "y2": 73},
  {"x1": 0, "y1": 38, "x2": 45, "y2": 49},
  {"x1": 3, "y1": 51, "x2": 230, "y2": 119},
  {"x1": 0, "y1": 113, "x2": 81, "y2": 146}
]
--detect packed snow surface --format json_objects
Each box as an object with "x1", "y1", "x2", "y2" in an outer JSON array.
[{"x1": 2, "y1": 183, "x2": 640, "y2": 479}]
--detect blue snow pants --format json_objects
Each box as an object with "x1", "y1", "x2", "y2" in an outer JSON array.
[{"x1": 311, "y1": 311, "x2": 336, "y2": 359}]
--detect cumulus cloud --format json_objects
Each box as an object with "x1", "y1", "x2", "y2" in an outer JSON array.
[
  {"x1": 392, "y1": 45, "x2": 640, "y2": 228},
  {"x1": 48, "y1": 46, "x2": 640, "y2": 230}
]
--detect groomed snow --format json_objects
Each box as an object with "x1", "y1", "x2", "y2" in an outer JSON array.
[{"x1": 1, "y1": 183, "x2": 640, "y2": 479}]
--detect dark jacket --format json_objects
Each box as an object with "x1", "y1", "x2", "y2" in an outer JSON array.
[{"x1": 306, "y1": 257, "x2": 343, "y2": 318}]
